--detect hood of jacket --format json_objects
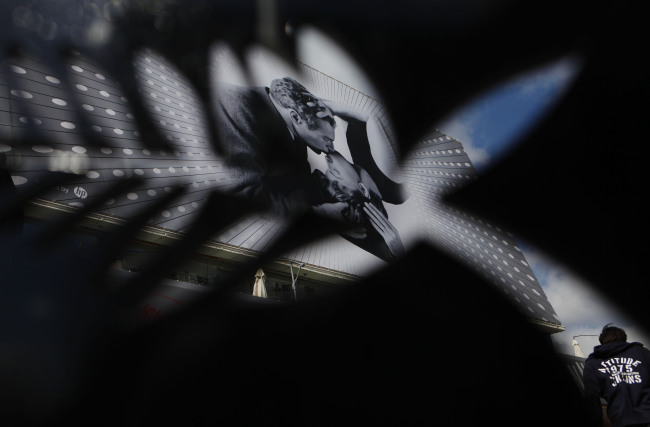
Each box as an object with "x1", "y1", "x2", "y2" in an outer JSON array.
[{"x1": 590, "y1": 341, "x2": 644, "y2": 359}]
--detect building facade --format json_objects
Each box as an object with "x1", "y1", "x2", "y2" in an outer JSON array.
[{"x1": 1, "y1": 44, "x2": 562, "y2": 333}]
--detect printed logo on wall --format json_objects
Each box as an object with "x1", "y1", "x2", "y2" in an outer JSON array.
[{"x1": 73, "y1": 186, "x2": 87, "y2": 199}]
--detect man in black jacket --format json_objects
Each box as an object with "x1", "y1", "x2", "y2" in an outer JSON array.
[{"x1": 583, "y1": 324, "x2": 650, "y2": 427}]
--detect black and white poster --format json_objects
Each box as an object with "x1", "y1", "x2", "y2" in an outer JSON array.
[
  {"x1": 210, "y1": 45, "x2": 408, "y2": 266},
  {"x1": 0, "y1": 39, "x2": 557, "y2": 323}
]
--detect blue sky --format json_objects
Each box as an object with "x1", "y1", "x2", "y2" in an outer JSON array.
[
  {"x1": 435, "y1": 56, "x2": 650, "y2": 355},
  {"x1": 435, "y1": 56, "x2": 579, "y2": 172},
  {"x1": 295, "y1": 26, "x2": 650, "y2": 356}
]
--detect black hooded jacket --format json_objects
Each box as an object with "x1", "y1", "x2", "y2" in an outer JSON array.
[{"x1": 583, "y1": 342, "x2": 650, "y2": 427}]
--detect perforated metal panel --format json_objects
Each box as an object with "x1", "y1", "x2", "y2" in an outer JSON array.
[{"x1": 0, "y1": 45, "x2": 560, "y2": 326}]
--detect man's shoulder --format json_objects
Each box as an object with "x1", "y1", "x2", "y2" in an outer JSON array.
[
  {"x1": 625, "y1": 343, "x2": 650, "y2": 358},
  {"x1": 216, "y1": 84, "x2": 275, "y2": 122},
  {"x1": 216, "y1": 83, "x2": 267, "y2": 102}
]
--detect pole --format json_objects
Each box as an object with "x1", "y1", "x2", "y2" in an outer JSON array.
[{"x1": 290, "y1": 262, "x2": 304, "y2": 302}]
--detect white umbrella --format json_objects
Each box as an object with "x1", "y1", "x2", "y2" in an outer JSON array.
[
  {"x1": 573, "y1": 338, "x2": 585, "y2": 357},
  {"x1": 252, "y1": 268, "x2": 268, "y2": 298}
]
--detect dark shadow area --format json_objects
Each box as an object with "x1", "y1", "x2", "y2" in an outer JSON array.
[
  {"x1": 72, "y1": 244, "x2": 590, "y2": 426},
  {"x1": 1, "y1": 0, "x2": 643, "y2": 425}
]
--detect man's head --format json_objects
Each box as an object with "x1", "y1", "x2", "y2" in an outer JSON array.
[
  {"x1": 599, "y1": 323, "x2": 627, "y2": 344},
  {"x1": 269, "y1": 77, "x2": 336, "y2": 154}
]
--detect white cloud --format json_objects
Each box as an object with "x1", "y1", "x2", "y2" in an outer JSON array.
[
  {"x1": 436, "y1": 112, "x2": 491, "y2": 171},
  {"x1": 512, "y1": 56, "x2": 581, "y2": 100},
  {"x1": 434, "y1": 56, "x2": 582, "y2": 174},
  {"x1": 460, "y1": 141, "x2": 490, "y2": 171},
  {"x1": 521, "y1": 243, "x2": 650, "y2": 355}
]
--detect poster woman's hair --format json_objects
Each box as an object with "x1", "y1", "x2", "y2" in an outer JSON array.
[{"x1": 321, "y1": 163, "x2": 387, "y2": 225}]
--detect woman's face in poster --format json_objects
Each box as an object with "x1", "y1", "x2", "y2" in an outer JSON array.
[{"x1": 325, "y1": 152, "x2": 360, "y2": 194}]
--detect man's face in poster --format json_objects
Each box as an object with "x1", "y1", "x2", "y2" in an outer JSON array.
[{"x1": 292, "y1": 108, "x2": 336, "y2": 154}]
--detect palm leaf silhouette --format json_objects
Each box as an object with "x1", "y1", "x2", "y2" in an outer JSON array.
[{"x1": 1, "y1": 1, "x2": 643, "y2": 425}]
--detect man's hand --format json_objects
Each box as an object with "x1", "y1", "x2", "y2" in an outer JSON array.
[
  {"x1": 321, "y1": 99, "x2": 369, "y2": 122},
  {"x1": 363, "y1": 202, "x2": 405, "y2": 259}
]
